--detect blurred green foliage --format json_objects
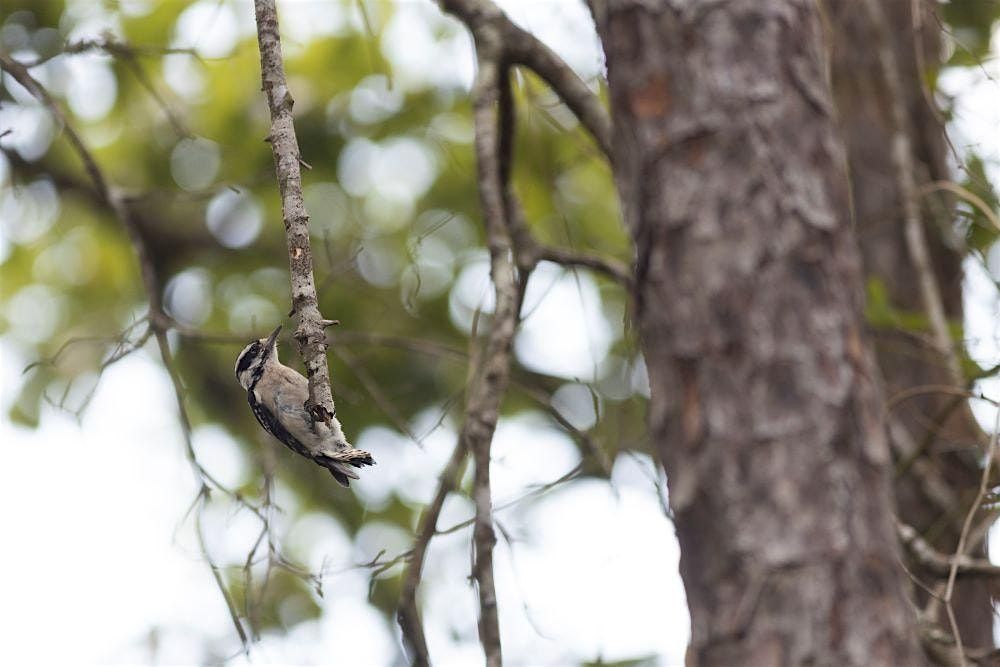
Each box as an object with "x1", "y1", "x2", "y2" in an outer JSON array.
[
  {"x1": 0, "y1": 0, "x2": 638, "y2": 652},
  {"x1": 2, "y1": 0, "x2": 998, "y2": 661}
]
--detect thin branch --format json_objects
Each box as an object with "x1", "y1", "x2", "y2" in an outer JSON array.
[
  {"x1": 118, "y1": 56, "x2": 191, "y2": 138},
  {"x1": 897, "y1": 522, "x2": 1000, "y2": 579},
  {"x1": 437, "y1": 0, "x2": 612, "y2": 158},
  {"x1": 252, "y1": 0, "x2": 349, "y2": 434},
  {"x1": 334, "y1": 331, "x2": 466, "y2": 363},
  {"x1": 397, "y1": 11, "x2": 528, "y2": 664},
  {"x1": 390, "y1": 12, "x2": 622, "y2": 658},
  {"x1": 397, "y1": 441, "x2": 470, "y2": 666},
  {"x1": 433, "y1": 463, "x2": 585, "y2": 538},
  {"x1": 29, "y1": 36, "x2": 195, "y2": 137},
  {"x1": 535, "y1": 245, "x2": 631, "y2": 287},
  {"x1": 887, "y1": 385, "x2": 999, "y2": 412},
  {"x1": 332, "y1": 347, "x2": 423, "y2": 446},
  {"x1": 504, "y1": 21, "x2": 612, "y2": 157},
  {"x1": 940, "y1": 406, "x2": 1000, "y2": 665},
  {"x1": 0, "y1": 53, "x2": 162, "y2": 314},
  {"x1": 20, "y1": 37, "x2": 199, "y2": 68},
  {"x1": 920, "y1": 180, "x2": 1000, "y2": 234},
  {"x1": 194, "y1": 486, "x2": 250, "y2": 655},
  {"x1": 859, "y1": 0, "x2": 963, "y2": 386},
  {"x1": 464, "y1": 36, "x2": 521, "y2": 667},
  {"x1": 888, "y1": 417, "x2": 960, "y2": 515},
  {"x1": 433, "y1": 2, "x2": 628, "y2": 291}
]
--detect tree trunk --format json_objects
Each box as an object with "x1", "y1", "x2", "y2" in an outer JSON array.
[
  {"x1": 592, "y1": 1, "x2": 925, "y2": 663},
  {"x1": 827, "y1": 0, "x2": 994, "y2": 647}
]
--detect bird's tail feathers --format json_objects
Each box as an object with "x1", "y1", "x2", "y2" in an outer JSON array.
[{"x1": 319, "y1": 448, "x2": 375, "y2": 488}]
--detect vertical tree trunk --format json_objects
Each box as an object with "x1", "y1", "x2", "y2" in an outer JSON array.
[
  {"x1": 592, "y1": 1, "x2": 925, "y2": 663},
  {"x1": 827, "y1": 0, "x2": 994, "y2": 646}
]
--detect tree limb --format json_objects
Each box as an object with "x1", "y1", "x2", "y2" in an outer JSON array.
[
  {"x1": 898, "y1": 522, "x2": 1000, "y2": 579},
  {"x1": 395, "y1": 11, "x2": 531, "y2": 664},
  {"x1": 397, "y1": 441, "x2": 470, "y2": 666},
  {"x1": 252, "y1": 0, "x2": 346, "y2": 431},
  {"x1": 463, "y1": 37, "x2": 522, "y2": 667},
  {"x1": 437, "y1": 0, "x2": 612, "y2": 158}
]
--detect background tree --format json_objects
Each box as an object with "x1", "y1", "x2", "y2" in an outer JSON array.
[
  {"x1": 1, "y1": 0, "x2": 998, "y2": 664},
  {"x1": 828, "y1": 0, "x2": 1000, "y2": 648},
  {"x1": 594, "y1": 1, "x2": 921, "y2": 663}
]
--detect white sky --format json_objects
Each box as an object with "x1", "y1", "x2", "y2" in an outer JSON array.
[{"x1": 1, "y1": 1, "x2": 998, "y2": 666}]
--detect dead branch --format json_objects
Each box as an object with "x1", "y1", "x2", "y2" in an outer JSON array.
[{"x1": 252, "y1": 0, "x2": 347, "y2": 431}]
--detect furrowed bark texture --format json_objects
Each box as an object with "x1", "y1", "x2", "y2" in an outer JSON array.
[
  {"x1": 253, "y1": 0, "x2": 339, "y2": 425},
  {"x1": 593, "y1": 1, "x2": 925, "y2": 664},
  {"x1": 826, "y1": 0, "x2": 994, "y2": 646}
]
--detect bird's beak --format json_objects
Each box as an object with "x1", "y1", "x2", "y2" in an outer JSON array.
[{"x1": 266, "y1": 324, "x2": 282, "y2": 350}]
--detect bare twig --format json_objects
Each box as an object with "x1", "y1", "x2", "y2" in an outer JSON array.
[
  {"x1": 252, "y1": 0, "x2": 348, "y2": 433},
  {"x1": 20, "y1": 37, "x2": 198, "y2": 68},
  {"x1": 435, "y1": 0, "x2": 630, "y2": 295},
  {"x1": 463, "y1": 36, "x2": 523, "y2": 667},
  {"x1": 393, "y1": 8, "x2": 623, "y2": 659},
  {"x1": 888, "y1": 417, "x2": 960, "y2": 514},
  {"x1": 505, "y1": 25, "x2": 611, "y2": 157},
  {"x1": 535, "y1": 245, "x2": 631, "y2": 286},
  {"x1": 335, "y1": 331, "x2": 466, "y2": 362},
  {"x1": 397, "y1": 10, "x2": 533, "y2": 663},
  {"x1": 897, "y1": 522, "x2": 1000, "y2": 579},
  {"x1": 119, "y1": 56, "x2": 191, "y2": 138},
  {"x1": 397, "y1": 441, "x2": 470, "y2": 666},
  {"x1": 940, "y1": 406, "x2": 1000, "y2": 665},
  {"x1": 437, "y1": 0, "x2": 612, "y2": 158},
  {"x1": 887, "y1": 385, "x2": 999, "y2": 412},
  {"x1": 333, "y1": 347, "x2": 423, "y2": 446}
]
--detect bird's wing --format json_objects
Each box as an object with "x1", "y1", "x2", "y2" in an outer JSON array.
[
  {"x1": 247, "y1": 387, "x2": 368, "y2": 488},
  {"x1": 247, "y1": 389, "x2": 313, "y2": 461}
]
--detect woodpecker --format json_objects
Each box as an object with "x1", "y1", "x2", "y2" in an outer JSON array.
[{"x1": 235, "y1": 325, "x2": 374, "y2": 486}]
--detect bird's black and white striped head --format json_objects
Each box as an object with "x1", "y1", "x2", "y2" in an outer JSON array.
[{"x1": 235, "y1": 325, "x2": 282, "y2": 390}]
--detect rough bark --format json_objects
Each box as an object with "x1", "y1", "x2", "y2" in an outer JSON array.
[
  {"x1": 593, "y1": 1, "x2": 925, "y2": 664},
  {"x1": 826, "y1": 0, "x2": 994, "y2": 647},
  {"x1": 253, "y1": 0, "x2": 342, "y2": 428}
]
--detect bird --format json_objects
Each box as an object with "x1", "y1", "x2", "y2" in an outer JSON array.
[{"x1": 235, "y1": 325, "x2": 374, "y2": 487}]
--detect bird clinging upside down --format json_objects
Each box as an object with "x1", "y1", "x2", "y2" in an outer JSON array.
[{"x1": 234, "y1": 325, "x2": 374, "y2": 487}]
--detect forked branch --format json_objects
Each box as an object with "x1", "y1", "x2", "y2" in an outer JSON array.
[{"x1": 438, "y1": 0, "x2": 612, "y2": 157}]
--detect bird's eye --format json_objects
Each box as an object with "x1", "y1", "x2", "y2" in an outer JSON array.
[{"x1": 236, "y1": 342, "x2": 262, "y2": 376}]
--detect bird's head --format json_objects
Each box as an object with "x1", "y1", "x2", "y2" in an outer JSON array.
[{"x1": 234, "y1": 324, "x2": 282, "y2": 390}]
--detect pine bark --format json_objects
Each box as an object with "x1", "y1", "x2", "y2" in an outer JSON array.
[{"x1": 592, "y1": 1, "x2": 925, "y2": 663}]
